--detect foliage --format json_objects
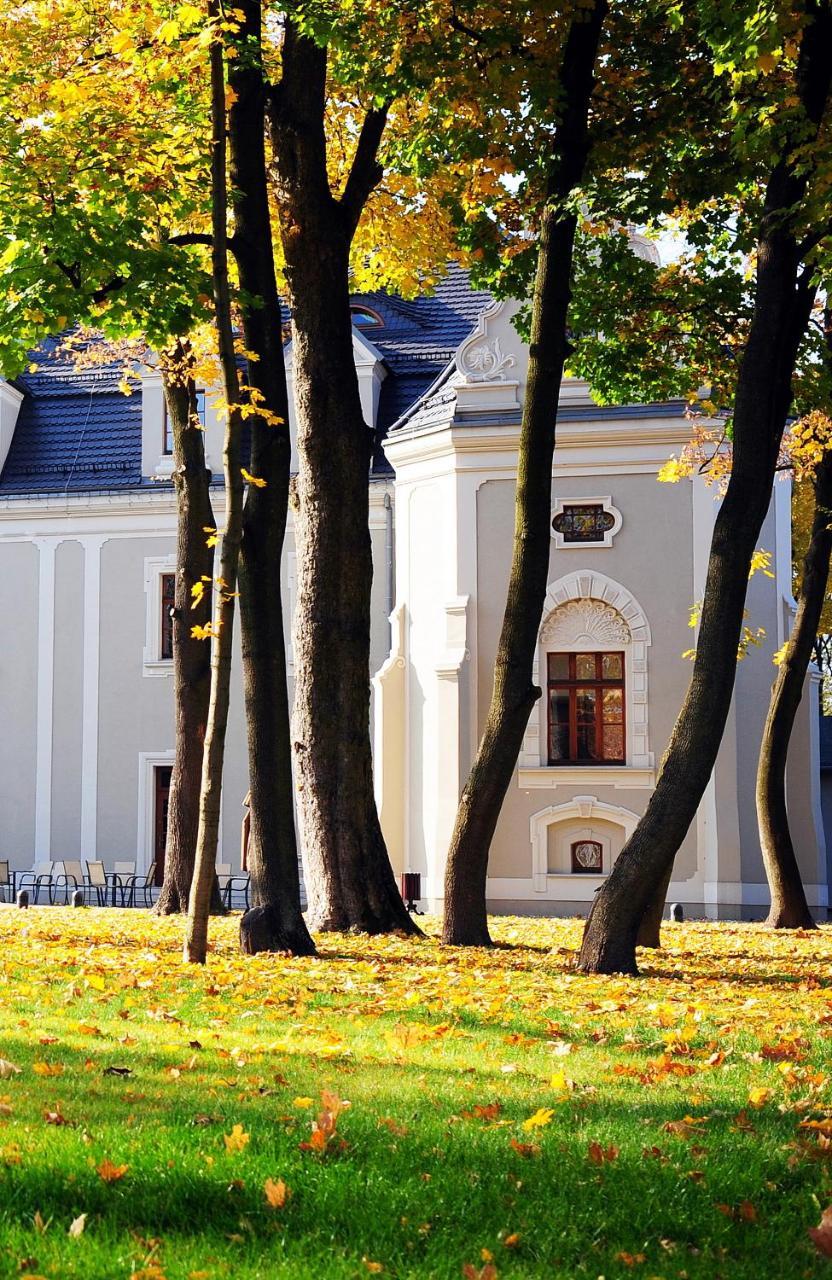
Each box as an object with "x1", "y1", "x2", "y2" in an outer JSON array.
[{"x1": 3, "y1": 912, "x2": 832, "y2": 1276}]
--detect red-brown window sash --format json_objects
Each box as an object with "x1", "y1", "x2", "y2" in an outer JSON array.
[{"x1": 547, "y1": 651, "x2": 625, "y2": 765}]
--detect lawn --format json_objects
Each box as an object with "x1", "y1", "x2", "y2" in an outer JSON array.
[{"x1": 1, "y1": 911, "x2": 832, "y2": 1279}]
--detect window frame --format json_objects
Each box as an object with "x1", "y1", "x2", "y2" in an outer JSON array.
[
  {"x1": 162, "y1": 388, "x2": 206, "y2": 456},
  {"x1": 159, "y1": 572, "x2": 176, "y2": 661},
  {"x1": 570, "y1": 838, "x2": 604, "y2": 874},
  {"x1": 550, "y1": 495, "x2": 622, "y2": 549},
  {"x1": 546, "y1": 651, "x2": 626, "y2": 766}
]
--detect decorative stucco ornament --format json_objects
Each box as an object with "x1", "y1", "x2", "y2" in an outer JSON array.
[
  {"x1": 541, "y1": 598, "x2": 631, "y2": 647},
  {"x1": 457, "y1": 337, "x2": 516, "y2": 383}
]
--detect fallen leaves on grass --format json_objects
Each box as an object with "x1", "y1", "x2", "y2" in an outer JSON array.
[
  {"x1": 223, "y1": 1124, "x2": 250, "y2": 1154},
  {"x1": 68, "y1": 1213, "x2": 87, "y2": 1237},
  {"x1": 263, "y1": 1177, "x2": 290, "y2": 1208},
  {"x1": 97, "y1": 1159, "x2": 128, "y2": 1182},
  {"x1": 809, "y1": 1205, "x2": 832, "y2": 1257}
]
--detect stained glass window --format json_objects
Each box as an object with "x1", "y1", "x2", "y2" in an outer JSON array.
[
  {"x1": 571, "y1": 840, "x2": 603, "y2": 873},
  {"x1": 552, "y1": 503, "x2": 615, "y2": 543}
]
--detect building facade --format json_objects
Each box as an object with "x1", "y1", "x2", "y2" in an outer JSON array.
[{"x1": 0, "y1": 272, "x2": 827, "y2": 917}]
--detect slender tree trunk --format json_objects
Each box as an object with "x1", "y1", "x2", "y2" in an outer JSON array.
[
  {"x1": 442, "y1": 0, "x2": 608, "y2": 946},
  {"x1": 757, "y1": 449, "x2": 832, "y2": 928},
  {"x1": 578, "y1": 2, "x2": 832, "y2": 975},
  {"x1": 184, "y1": 12, "x2": 245, "y2": 964},
  {"x1": 268, "y1": 25, "x2": 416, "y2": 935},
  {"x1": 227, "y1": 0, "x2": 315, "y2": 956},
  {"x1": 154, "y1": 352, "x2": 219, "y2": 915}
]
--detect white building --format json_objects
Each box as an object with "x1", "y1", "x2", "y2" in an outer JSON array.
[{"x1": 0, "y1": 270, "x2": 827, "y2": 917}]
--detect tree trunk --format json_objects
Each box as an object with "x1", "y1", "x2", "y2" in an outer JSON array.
[
  {"x1": 636, "y1": 863, "x2": 673, "y2": 948},
  {"x1": 154, "y1": 353, "x2": 219, "y2": 916},
  {"x1": 184, "y1": 12, "x2": 246, "y2": 964},
  {"x1": 268, "y1": 25, "x2": 416, "y2": 935},
  {"x1": 578, "y1": 3, "x2": 832, "y2": 975},
  {"x1": 757, "y1": 448, "x2": 832, "y2": 928},
  {"x1": 226, "y1": 0, "x2": 315, "y2": 957},
  {"x1": 442, "y1": 0, "x2": 608, "y2": 946}
]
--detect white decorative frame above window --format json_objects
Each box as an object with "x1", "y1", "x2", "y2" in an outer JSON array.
[
  {"x1": 143, "y1": 554, "x2": 176, "y2": 678},
  {"x1": 529, "y1": 795, "x2": 640, "y2": 892},
  {"x1": 551, "y1": 495, "x2": 622, "y2": 549},
  {"x1": 518, "y1": 570, "x2": 653, "y2": 781}
]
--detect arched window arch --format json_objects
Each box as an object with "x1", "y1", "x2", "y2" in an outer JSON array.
[
  {"x1": 350, "y1": 304, "x2": 384, "y2": 328},
  {"x1": 519, "y1": 571, "x2": 652, "y2": 771}
]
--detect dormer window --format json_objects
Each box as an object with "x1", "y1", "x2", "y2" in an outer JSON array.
[
  {"x1": 163, "y1": 389, "x2": 206, "y2": 456},
  {"x1": 350, "y1": 305, "x2": 383, "y2": 329}
]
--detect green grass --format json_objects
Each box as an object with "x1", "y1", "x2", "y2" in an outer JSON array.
[{"x1": 1, "y1": 908, "x2": 832, "y2": 1278}]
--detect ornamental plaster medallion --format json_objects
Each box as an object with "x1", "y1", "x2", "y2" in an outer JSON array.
[
  {"x1": 457, "y1": 337, "x2": 516, "y2": 383},
  {"x1": 540, "y1": 598, "x2": 631, "y2": 647}
]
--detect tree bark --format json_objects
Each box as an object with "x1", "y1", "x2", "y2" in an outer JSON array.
[
  {"x1": 226, "y1": 0, "x2": 315, "y2": 956},
  {"x1": 442, "y1": 0, "x2": 608, "y2": 947},
  {"x1": 578, "y1": 1, "x2": 832, "y2": 975},
  {"x1": 757, "y1": 448, "x2": 832, "y2": 928},
  {"x1": 154, "y1": 352, "x2": 220, "y2": 916},
  {"x1": 267, "y1": 24, "x2": 416, "y2": 935},
  {"x1": 636, "y1": 863, "x2": 673, "y2": 948},
  {"x1": 184, "y1": 10, "x2": 246, "y2": 964}
]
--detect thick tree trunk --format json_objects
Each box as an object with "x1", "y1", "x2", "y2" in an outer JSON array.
[
  {"x1": 184, "y1": 15, "x2": 246, "y2": 964},
  {"x1": 227, "y1": 0, "x2": 315, "y2": 956},
  {"x1": 442, "y1": 0, "x2": 608, "y2": 946},
  {"x1": 636, "y1": 863, "x2": 673, "y2": 948},
  {"x1": 154, "y1": 356, "x2": 219, "y2": 916},
  {"x1": 578, "y1": 3, "x2": 832, "y2": 975},
  {"x1": 268, "y1": 25, "x2": 416, "y2": 935},
  {"x1": 757, "y1": 449, "x2": 832, "y2": 928}
]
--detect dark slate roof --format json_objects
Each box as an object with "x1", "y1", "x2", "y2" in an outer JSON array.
[
  {"x1": 0, "y1": 265, "x2": 492, "y2": 496},
  {"x1": 1, "y1": 337, "x2": 143, "y2": 494}
]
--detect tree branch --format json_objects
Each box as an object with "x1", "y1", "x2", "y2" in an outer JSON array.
[{"x1": 339, "y1": 103, "x2": 390, "y2": 237}]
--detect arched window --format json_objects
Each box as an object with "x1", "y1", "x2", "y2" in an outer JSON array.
[
  {"x1": 350, "y1": 305, "x2": 384, "y2": 328},
  {"x1": 518, "y1": 571, "x2": 653, "y2": 772},
  {"x1": 571, "y1": 839, "x2": 603, "y2": 873}
]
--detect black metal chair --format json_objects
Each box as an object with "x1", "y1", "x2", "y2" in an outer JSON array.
[
  {"x1": 53, "y1": 859, "x2": 84, "y2": 904},
  {"x1": 83, "y1": 861, "x2": 108, "y2": 906},
  {"x1": 16, "y1": 862, "x2": 55, "y2": 904},
  {"x1": 0, "y1": 860, "x2": 10, "y2": 903},
  {"x1": 120, "y1": 862, "x2": 157, "y2": 908},
  {"x1": 217, "y1": 861, "x2": 250, "y2": 910}
]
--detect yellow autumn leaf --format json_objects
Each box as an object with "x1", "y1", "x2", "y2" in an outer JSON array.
[
  {"x1": 521, "y1": 1107, "x2": 555, "y2": 1132},
  {"x1": 748, "y1": 1086, "x2": 772, "y2": 1109},
  {"x1": 293, "y1": 1096, "x2": 314, "y2": 1108},
  {"x1": 97, "y1": 1158, "x2": 128, "y2": 1182},
  {"x1": 223, "y1": 1123, "x2": 250, "y2": 1154},
  {"x1": 241, "y1": 468, "x2": 267, "y2": 488},
  {"x1": 264, "y1": 1176, "x2": 290, "y2": 1208}
]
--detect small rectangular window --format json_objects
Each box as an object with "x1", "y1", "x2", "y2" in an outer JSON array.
[
  {"x1": 547, "y1": 652, "x2": 625, "y2": 765},
  {"x1": 163, "y1": 389, "x2": 206, "y2": 456},
  {"x1": 160, "y1": 573, "x2": 176, "y2": 660}
]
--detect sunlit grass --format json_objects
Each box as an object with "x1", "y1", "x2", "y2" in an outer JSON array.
[{"x1": 1, "y1": 909, "x2": 832, "y2": 1278}]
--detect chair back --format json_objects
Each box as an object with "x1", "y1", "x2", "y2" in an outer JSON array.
[
  {"x1": 114, "y1": 861, "x2": 135, "y2": 876},
  {"x1": 34, "y1": 861, "x2": 53, "y2": 876},
  {"x1": 143, "y1": 861, "x2": 157, "y2": 886},
  {"x1": 217, "y1": 862, "x2": 231, "y2": 878},
  {"x1": 62, "y1": 859, "x2": 84, "y2": 881},
  {"x1": 0, "y1": 860, "x2": 8, "y2": 887},
  {"x1": 86, "y1": 861, "x2": 107, "y2": 887}
]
